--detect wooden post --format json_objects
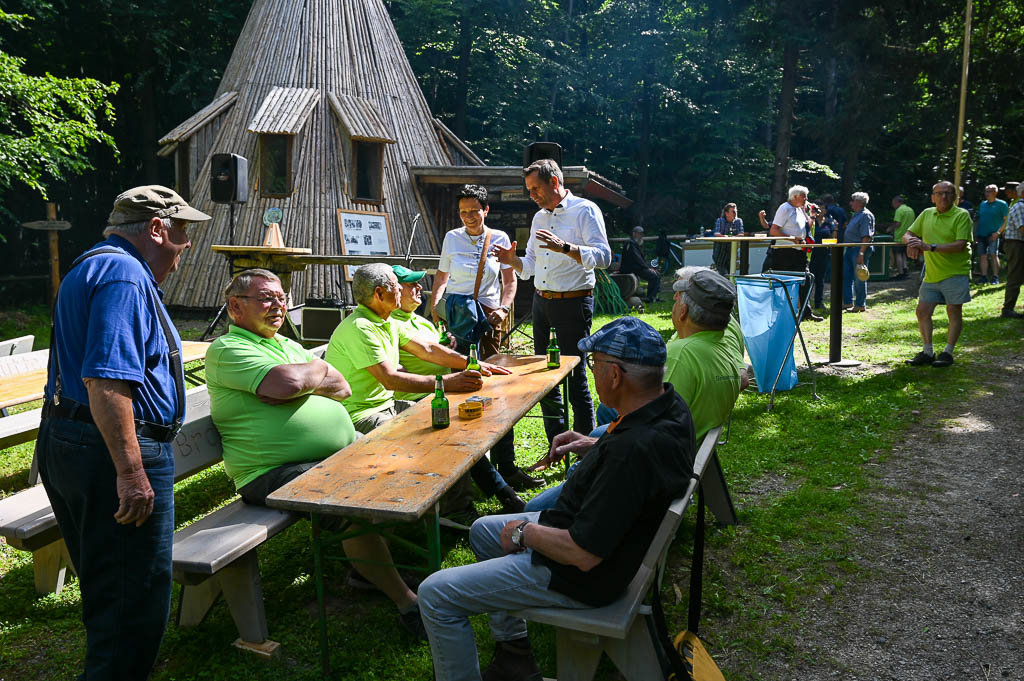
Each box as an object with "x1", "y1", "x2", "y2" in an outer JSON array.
[{"x1": 954, "y1": 0, "x2": 972, "y2": 190}]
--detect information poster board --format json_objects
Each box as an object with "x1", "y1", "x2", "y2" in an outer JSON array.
[{"x1": 336, "y1": 209, "x2": 394, "y2": 280}]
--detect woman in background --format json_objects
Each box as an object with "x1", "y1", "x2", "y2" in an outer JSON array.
[{"x1": 712, "y1": 202, "x2": 744, "y2": 275}]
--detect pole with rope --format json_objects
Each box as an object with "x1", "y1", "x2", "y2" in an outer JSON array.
[{"x1": 954, "y1": 0, "x2": 973, "y2": 191}]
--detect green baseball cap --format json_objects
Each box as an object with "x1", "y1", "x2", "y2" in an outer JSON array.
[
  {"x1": 392, "y1": 265, "x2": 427, "y2": 283},
  {"x1": 107, "y1": 185, "x2": 212, "y2": 226}
]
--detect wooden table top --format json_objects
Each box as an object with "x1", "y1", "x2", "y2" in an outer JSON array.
[
  {"x1": 695, "y1": 235, "x2": 799, "y2": 241},
  {"x1": 0, "y1": 341, "x2": 210, "y2": 410},
  {"x1": 266, "y1": 353, "x2": 581, "y2": 522}
]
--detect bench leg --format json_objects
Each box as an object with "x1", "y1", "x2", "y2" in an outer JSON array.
[
  {"x1": 703, "y1": 453, "x2": 737, "y2": 525},
  {"x1": 178, "y1": 578, "x2": 222, "y2": 627},
  {"x1": 554, "y1": 627, "x2": 603, "y2": 681},
  {"x1": 603, "y1": 617, "x2": 663, "y2": 681},
  {"x1": 33, "y1": 540, "x2": 73, "y2": 595},
  {"x1": 217, "y1": 551, "x2": 280, "y2": 658}
]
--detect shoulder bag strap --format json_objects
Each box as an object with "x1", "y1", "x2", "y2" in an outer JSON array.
[{"x1": 472, "y1": 228, "x2": 492, "y2": 301}]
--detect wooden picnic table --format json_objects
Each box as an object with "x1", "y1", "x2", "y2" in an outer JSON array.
[
  {"x1": 0, "y1": 341, "x2": 211, "y2": 411},
  {"x1": 266, "y1": 352, "x2": 579, "y2": 676}
]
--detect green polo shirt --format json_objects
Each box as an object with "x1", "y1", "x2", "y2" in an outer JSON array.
[
  {"x1": 325, "y1": 304, "x2": 411, "y2": 422},
  {"x1": 390, "y1": 309, "x2": 449, "y2": 401},
  {"x1": 206, "y1": 325, "x2": 357, "y2": 490},
  {"x1": 893, "y1": 203, "x2": 916, "y2": 242},
  {"x1": 664, "y1": 317, "x2": 746, "y2": 442},
  {"x1": 907, "y1": 207, "x2": 974, "y2": 283}
]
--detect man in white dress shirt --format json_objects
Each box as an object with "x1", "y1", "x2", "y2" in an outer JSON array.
[{"x1": 494, "y1": 159, "x2": 612, "y2": 441}]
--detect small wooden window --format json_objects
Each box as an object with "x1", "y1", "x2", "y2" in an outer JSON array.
[
  {"x1": 260, "y1": 134, "x2": 292, "y2": 198},
  {"x1": 351, "y1": 140, "x2": 384, "y2": 204},
  {"x1": 175, "y1": 140, "x2": 191, "y2": 201}
]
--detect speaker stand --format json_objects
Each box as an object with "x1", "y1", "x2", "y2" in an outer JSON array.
[{"x1": 201, "y1": 304, "x2": 229, "y2": 341}]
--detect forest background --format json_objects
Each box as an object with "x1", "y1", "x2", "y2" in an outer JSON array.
[{"x1": 0, "y1": 0, "x2": 1022, "y2": 305}]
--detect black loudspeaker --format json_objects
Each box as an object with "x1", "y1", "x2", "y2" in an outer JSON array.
[
  {"x1": 523, "y1": 142, "x2": 563, "y2": 170},
  {"x1": 210, "y1": 153, "x2": 248, "y2": 204}
]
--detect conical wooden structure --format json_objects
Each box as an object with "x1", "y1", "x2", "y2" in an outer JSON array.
[{"x1": 158, "y1": 0, "x2": 456, "y2": 309}]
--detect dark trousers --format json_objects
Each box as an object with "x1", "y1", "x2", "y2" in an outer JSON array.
[
  {"x1": 1004, "y1": 239, "x2": 1024, "y2": 310},
  {"x1": 37, "y1": 417, "x2": 174, "y2": 681},
  {"x1": 763, "y1": 247, "x2": 811, "y2": 313},
  {"x1": 533, "y1": 293, "x2": 596, "y2": 442},
  {"x1": 634, "y1": 267, "x2": 661, "y2": 301},
  {"x1": 456, "y1": 336, "x2": 516, "y2": 481},
  {"x1": 809, "y1": 254, "x2": 828, "y2": 308}
]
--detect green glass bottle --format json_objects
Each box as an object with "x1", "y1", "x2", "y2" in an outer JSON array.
[
  {"x1": 466, "y1": 344, "x2": 481, "y2": 372},
  {"x1": 431, "y1": 375, "x2": 450, "y2": 429},
  {"x1": 438, "y1": 322, "x2": 451, "y2": 346},
  {"x1": 546, "y1": 330, "x2": 560, "y2": 369}
]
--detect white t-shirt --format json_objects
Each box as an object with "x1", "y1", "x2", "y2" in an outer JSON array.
[
  {"x1": 771, "y1": 202, "x2": 808, "y2": 238},
  {"x1": 438, "y1": 227, "x2": 512, "y2": 309}
]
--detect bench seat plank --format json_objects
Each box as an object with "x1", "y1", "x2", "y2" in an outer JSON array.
[
  {"x1": 0, "y1": 484, "x2": 58, "y2": 548},
  {"x1": 0, "y1": 408, "x2": 42, "y2": 450}
]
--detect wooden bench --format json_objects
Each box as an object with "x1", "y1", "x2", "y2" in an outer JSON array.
[
  {"x1": 0, "y1": 408, "x2": 42, "y2": 453},
  {"x1": 0, "y1": 385, "x2": 300, "y2": 657},
  {"x1": 510, "y1": 424, "x2": 730, "y2": 681}
]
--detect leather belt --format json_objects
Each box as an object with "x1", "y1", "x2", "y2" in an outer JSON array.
[
  {"x1": 42, "y1": 399, "x2": 182, "y2": 443},
  {"x1": 536, "y1": 289, "x2": 592, "y2": 300}
]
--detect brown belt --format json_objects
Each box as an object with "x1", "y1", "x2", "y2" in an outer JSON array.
[{"x1": 536, "y1": 289, "x2": 592, "y2": 300}]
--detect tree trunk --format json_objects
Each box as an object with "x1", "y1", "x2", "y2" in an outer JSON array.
[
  {"x1": 770, "y1": 40, "x2": 799, "y2": 209},
  {"x1": 841, "y1": 145, "x2": 859, "y2": 202},
  {"x1": 635, "y1": 77, "x2": 653, "y2": 226}
]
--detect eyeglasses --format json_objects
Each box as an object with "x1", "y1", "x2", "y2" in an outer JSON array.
[
  {"x1": 585, "y1": 355, "x2": 627, "y2": 373},
  {"x1": 932, "y1": 191, "x2": 955, "y2": 196},
  {"x1": 234, "y1": 294, "x2": 287, "y2": 306}
]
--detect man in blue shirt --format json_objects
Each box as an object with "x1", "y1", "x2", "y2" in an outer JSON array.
[
  {"x1": 976, "y1": 184, "x2": 1009, "y2": 284},
  {"x1": 37, "y1": 185, "x2": 210, "y2": 680}
]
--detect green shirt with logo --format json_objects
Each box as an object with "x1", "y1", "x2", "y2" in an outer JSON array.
[
  {"x1": 389, "y1": 309, "x2": 450, "y2": 401},
  {"x1": 206, "y1": 325, "x2": 357, "y2": 490},
  {"x1": 664, "y1": 317, "x2": 746, "y2": 442},
  {"x1": 907, "y1": 207, "x2": 974, "y2": 283},
  {"x1": 325, "y1": 304, "x2": 411, "y2": 422}
]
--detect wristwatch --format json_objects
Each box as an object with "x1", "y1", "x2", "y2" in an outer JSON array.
[
  {"x1": 511, "y1": 520, "x2": 530, "y2": 550},
  {"x1": 499, "y1": 305, "x2": 511, "y2": 313},
  {"x1": 561, "y1": 242, "x2": 571, "y2": 254},
  {"x1": 930, "y1": 243, "x2": 937, "y2": 252}
]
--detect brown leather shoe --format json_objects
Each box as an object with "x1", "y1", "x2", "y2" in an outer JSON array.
[
  {"x1": 501, "y1": 467, "x2": 545, "y2": 491},
  {"x1": 481, "y1": 638, "x2": 543, "y2": 681}
]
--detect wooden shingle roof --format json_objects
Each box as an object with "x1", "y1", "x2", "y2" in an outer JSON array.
[
  {"x1": 328, "y1": 93, "x2": 396, "y2": 143},
  {"x1": 158, "y1": 91, "x2": 238, "y2": 145},
  {"x1": 247, "y1": 87, "x2": 320, "y2": 134}
]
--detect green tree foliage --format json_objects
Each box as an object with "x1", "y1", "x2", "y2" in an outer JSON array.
[{"x1": 0, "y1": 10, "x2": 118, "y2": 198}]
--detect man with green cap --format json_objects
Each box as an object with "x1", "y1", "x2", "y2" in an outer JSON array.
[
  {"x1": 37, "y1": 185, "x2": 210, "y2": 680},
  {"x1": 389, "y1": 265, "x2": 526, "y2": 517}
]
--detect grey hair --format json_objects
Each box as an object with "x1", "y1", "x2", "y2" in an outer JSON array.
[
  {"x1": 787, "y1": 185, "x2": 809, "y2": 200},
  {"x1": 102, "y1": 217, "x2": 169, "y2": 238},
  {"x1": 618, "y1": 361, "x2": 665, "y2": 389},
  {"x1": 224, "y1": 269, "x2": 281, "y2": 302},
  {"x1": 851, "y1": 191, "x2": 870, "y2": 205},
  {"x1": 673, "y1": 266, "x2": 732, "y2": 331},
  {"x1": 985, "y1": 184, "x2": 999, "y2": 192},
  {"x1": 352, "y1": 263, "x2": 395, "y2": 306}
]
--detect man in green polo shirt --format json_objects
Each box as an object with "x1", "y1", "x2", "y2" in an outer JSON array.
[
  {"x1": 207, "y1": 269, "x2": 429, "y2": 638},
  {"x1": 903, "y1": 180, "x2": 974, "y2": 368},
  {"x1": 892, "y1": 195, "x2": 916, "y2": 280},
  {"x1": 388, "y1": 265, "x2": 525, "y2": 517},
  {"x1": 326, "y1": 263, "x2": 510, "y2": 434}
]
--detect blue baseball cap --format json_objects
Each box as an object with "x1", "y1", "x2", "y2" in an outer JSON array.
[{"x1": 578, "y1": 317, "x2": 666, "y2": 367}]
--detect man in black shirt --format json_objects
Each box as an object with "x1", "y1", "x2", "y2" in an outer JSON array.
[
  {"x1": 619, "y1": 226, "x2": 662, "y2": 302},
  {"x1": 418, "y1": 317, "x2": 695, "y2": 681}
]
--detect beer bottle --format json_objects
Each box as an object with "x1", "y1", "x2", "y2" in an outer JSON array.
[
  {"x1": 466, "y1": 344, "x2": 481, "y2": 372},
  {"x1": 431, "y1": 375, "x2": 450, "y2": 429},
  {"x1": 438, "y1": 322, "x2": 451, "y2": 346},
  {"x1": 547, "y1": 330, "x2": 560, "y2": 369}
]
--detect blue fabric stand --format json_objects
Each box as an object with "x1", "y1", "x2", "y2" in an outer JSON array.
[{"x1": 735, "y1": 275, "x2": 803, "y2": 393}]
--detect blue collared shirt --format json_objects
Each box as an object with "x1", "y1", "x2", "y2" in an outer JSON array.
[
  {"x1": 519, "y1": 190, "x2": 611, "y2": 291},
  {"x1": 45, "y1": 235, "x2": 185, "y2": 425}
]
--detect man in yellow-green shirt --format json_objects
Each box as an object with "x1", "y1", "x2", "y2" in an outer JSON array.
[
  {"x1": 207, "y1": 268, "x2": 426, "y2": 638},
  {"x1": 902, "y1": 181, "x2": 974, "y2": 368},
  {"x1": 891, "y1": 195, "x2": 916, "y2": 280}
]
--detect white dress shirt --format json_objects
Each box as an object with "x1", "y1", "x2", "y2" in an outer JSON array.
[{"x1": 519, "y1": 190, "x2": 611, "y2": 292}]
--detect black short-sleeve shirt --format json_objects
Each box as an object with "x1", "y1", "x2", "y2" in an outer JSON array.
[{"x1": 534, "y1": 386, "x2": 696, "y2": 606}]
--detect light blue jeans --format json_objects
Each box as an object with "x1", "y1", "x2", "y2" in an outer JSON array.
[
  {"x1": 418, "y1": 513, "x2": 587, "y2": 681},
  {"x1": 842, "y1": 246, "x2": 873, "y2": 307}
]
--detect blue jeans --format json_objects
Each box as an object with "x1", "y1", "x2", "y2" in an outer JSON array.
[
  {"x1": 418, "y1": 513, "x2": 587, "y2": 681},
  {"x1": 533, "y1": 294, "x2": 595, "y2": 442},
  {"x1": 843, "y1": 246, "x2": 873, "y2": 307},
  {"x1": 36, "y1": 417, "x2": 175, "y2": 681}
]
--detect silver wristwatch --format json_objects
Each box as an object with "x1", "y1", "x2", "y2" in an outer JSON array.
[
  {"x1": 511, "y1": 520, "x2": 529, "y2": 550},
  {"x1": 499, "y1": 305, "x2": 511, "y2": 313}
]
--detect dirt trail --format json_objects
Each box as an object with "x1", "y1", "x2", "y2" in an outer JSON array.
[{"x1": 737, "y1": 358, "x2": 1024, "y2": 680}]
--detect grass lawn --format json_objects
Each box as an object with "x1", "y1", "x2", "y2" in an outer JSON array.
[{"x1": 1, "y1": 278, "x2": 1018, "y2": 680}]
